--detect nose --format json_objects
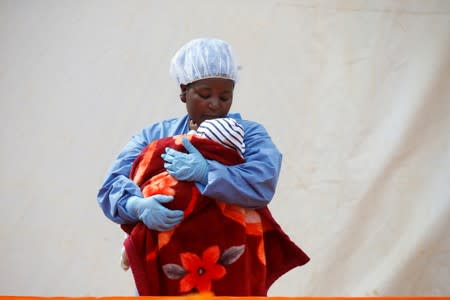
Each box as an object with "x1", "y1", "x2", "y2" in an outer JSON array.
[{"x1": 208, "y1": 97, "x2": 220, "y2": 111}]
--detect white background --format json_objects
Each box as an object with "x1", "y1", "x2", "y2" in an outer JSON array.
[{"x1": 1, "y1": 0, "x2": 449, "y2": 296}]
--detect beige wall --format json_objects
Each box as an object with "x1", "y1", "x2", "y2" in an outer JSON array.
[{"x1": 1, "y1": 0, "x2": 449, "y2": 296}]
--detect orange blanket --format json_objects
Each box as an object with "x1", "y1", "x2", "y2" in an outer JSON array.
[{"x1": 121, "y1": 134, "x2": 309, "y2": 296}]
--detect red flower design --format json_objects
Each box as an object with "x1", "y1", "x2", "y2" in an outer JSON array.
[{"x1": 179, "y1": 246, "x2": 226, "y2": 292}]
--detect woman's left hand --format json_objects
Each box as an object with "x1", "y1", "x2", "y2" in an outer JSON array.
[{"x1": 162, "y1": 138, "x2": 208, "y2": 184}]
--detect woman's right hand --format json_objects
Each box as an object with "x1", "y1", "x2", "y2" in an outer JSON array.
[{"x1": 125, "y1": 195, "x2": 184, "y2": 231}]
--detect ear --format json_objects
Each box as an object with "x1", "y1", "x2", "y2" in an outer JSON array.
[{"x1": 180, "y1": 84, "x2": 188, "y2": 103}]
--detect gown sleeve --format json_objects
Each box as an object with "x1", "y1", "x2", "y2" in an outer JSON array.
[
  {"x1": 197, "y1": 120, "x2": 282, "y2": 208},
  {"x1": 96, "y1": 131, "x2": 149, "y2": 224},
  {"x1": 96, "y1": 117, "x2": 188, "y2": 224}
]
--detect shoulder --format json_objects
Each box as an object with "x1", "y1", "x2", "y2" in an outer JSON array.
[
  {"x1": 239, "y1": 119, "x2": 266, "y2": 131},
  {"x1": 142, "y1": 117, "x2": 181, "y2": 129},
  {"x1": 236, "y1": 120, "x2": 269, "y2": 138},
  {"x1": 230, "y1": 116, "x2": 273, "y2": 147},
  {"x1": 228, "y1": 112, "x2": 267, "y2": 134},
  {"x1": 228, "y1": 113, "x2": 281, "y2": 155}
]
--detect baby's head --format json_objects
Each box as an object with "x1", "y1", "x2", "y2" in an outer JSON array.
[{"x1": 195, "y1": 118, "x2": 245, "y2": 157}]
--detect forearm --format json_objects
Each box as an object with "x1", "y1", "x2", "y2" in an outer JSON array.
[{"x1": 199, "y1": 158, "x2": 281, "y2": 208}]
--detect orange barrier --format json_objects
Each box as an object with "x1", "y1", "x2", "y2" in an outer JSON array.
[{"x1": 0, "y1": 296, "x2": 449, "y2": 300}]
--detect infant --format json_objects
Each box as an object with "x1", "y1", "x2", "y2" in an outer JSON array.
[{"x1": 121, "y1": 117, "x2": 245, "y2": 270}]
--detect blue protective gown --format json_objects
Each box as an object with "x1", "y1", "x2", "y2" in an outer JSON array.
[{"x1": 97, "y1": 113, "x2": 282, "y2": 224}]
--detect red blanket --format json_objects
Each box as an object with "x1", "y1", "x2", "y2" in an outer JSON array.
[{"x1": 121, "y1": 134, "x2": 309, "y2": 296}]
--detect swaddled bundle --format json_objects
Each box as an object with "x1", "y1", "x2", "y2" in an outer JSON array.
[{"x1": 121, "y1": 118, "x2": 309, "y2": 296}]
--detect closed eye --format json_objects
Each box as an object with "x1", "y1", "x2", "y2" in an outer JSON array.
[{"x1": 199, "y1": 93, "x2": 211, "y2": 99}]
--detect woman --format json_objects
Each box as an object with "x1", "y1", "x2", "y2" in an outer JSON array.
[{"x1": 97, "y1": 37, "x2": 309, "y2": 295}]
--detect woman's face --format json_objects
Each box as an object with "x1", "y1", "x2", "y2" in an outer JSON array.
[{"x1": 181, "y1": 78, "x2": 234, "y2": 127}]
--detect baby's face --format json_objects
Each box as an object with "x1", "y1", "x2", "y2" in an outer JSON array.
[{"x1": 181, "y1": 78, "x2": 234, "y2": 127}]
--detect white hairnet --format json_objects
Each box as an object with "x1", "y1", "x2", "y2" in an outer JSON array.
[{"x1": 170, "y1": 38, "x2": 239, "y2": 85}]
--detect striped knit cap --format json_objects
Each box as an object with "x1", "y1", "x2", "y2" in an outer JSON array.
[{"x1": 196, "y1": 118, "x2": 245, "y2": 157}]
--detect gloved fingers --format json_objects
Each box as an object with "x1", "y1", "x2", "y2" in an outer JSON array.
[
  {"x1": 161, "y1": 153, "x2": 174, "y2": 163},
  {"x1": 162, "y1": 216, "x2": 184, "y2": 226},
  {"x1": 164, "y1": 147, "x2": 184, "y2": 158},
  {"x1": 157, "y1": 205, "x2": 184, "y2": 219},
  {"x1": 155, "y1": 223, "x2": 179, "y2": 232},
  {"x1": 166, "y1": 169, "x2": 175, "y2": 178},
  {"x1": 141, "y1": 213, "x2": 183, "y2": 231},
  {"x1": 164, "y1": 163, "x2": 176, "y2": 173},
  {"x1": 143, "y1": 221, "x2": 166, "y2": 232},
  {"x1": 152, "y1": 216, "x2": 183, "y2": 231},
  {"x1": 165, "y1": 164, "x2": 190, "y2": 181},
  {"x1": 164, "y1": 209, "x2": 184, "y2": 219},
  {"x1": 182, "y1": 137, "x2": 201, "y2": 155},
  {"x1": 152, "y1": 194, "x2": 174, "y2": 203}
]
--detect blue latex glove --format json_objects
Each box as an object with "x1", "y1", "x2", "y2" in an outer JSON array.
[
  {"x1": 125, "y1": 195, "x2": 184, "y2": 231},
  {"x1": 161, "y1": 137, "x2": 208, "y2": 184}
]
